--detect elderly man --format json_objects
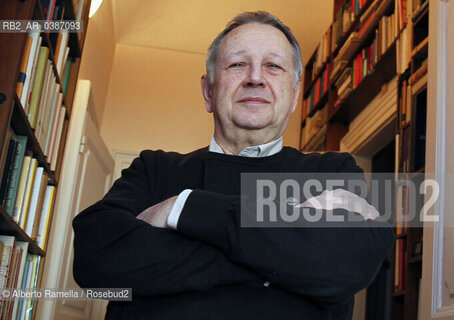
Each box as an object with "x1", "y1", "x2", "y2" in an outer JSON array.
[{"x1": 73, "y1": 11, "x2": 394, "y2": 320}]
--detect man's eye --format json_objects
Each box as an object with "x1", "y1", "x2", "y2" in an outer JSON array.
[
  {"x1": 268, "y1": 63, "x2": 282, "y2": 69},
  {"x1": 229, "y1": 63, "x2": 244, "y2": 68}
]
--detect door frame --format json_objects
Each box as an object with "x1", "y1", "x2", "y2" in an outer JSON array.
[{"x1": 36, "y1": 80, "x2": 114, "y2": 319}]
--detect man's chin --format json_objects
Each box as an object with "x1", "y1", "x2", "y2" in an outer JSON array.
[{"x1": 233, "y1": 121, "x2": 270, "y2": 131}]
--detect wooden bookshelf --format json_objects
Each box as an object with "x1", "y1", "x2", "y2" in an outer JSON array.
[
  {"x1": 300, "y1": 0, "x2": 428, "y2": 319},
  {"x1": 330, "y1": 39, "x2": 397, "y2": 123},
  {"x1": 0, "y1": 0, "x2": 91, "y2": 318}
]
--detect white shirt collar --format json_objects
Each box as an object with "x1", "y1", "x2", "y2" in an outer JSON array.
[{"x1": 209, "y1": 136, "x2": 283, "y2": 157}]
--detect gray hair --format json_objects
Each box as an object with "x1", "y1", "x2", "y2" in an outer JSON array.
[{"x1": 206, "y1": 11, "x2": 303, "y2": 87}]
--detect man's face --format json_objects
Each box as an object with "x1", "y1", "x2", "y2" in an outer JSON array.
[{"x1": 202, "y1": 22, "x2": 300, "y2": 145}]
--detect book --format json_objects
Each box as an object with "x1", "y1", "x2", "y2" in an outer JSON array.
[
  {"x1": 337, "y1": 75, "x2": 353, "y2": 96},
  {"x1": 46, "y1": 0, "x2": 56, "y2": 21},
  {"x1": 19, "y1": 31, "x2": 41, "y2": 109},
  {"x1": 394, "y1": 239, "x2": 399, "y2": 289},
  {"x1": 50, "y1": 106, "x2": 66, "y2": 170},
  {"x1": 62, "y1": 60, "x2": 72, "y2": 96},
  {"x1": 24, "y1": 36, "x2": 43, "y2": 114},
  {"x1": 35, "y1": 61, "x2": 53, "y2": 144},
  {"x1": 16, "y1": 36, "x2": 33, "y2": 100},
  {"x1": 0, "y1": 134, "x2": 18, "y2": 207},
  {"x1": 46, "y1": 93, "x2": 63, "y2": 158},
  {"x1": 4, "y1": 135, "x2": 28, "y2": 216},
  {"x1": 334, "y1": 67, "x2": 352, "y2": 88},
  {"x1": 30, "y1": 172, "x2": 49, "y2": 240},
  {"x1": 0, "y1": 236, "x2": 15, "y2": 290},
  {"x1": 28, "y1": 255, "x2": 40, "y2": 319},
  {"x1": 398, "y1": 238, "x2": 406, "y2": 290},
  {"x1": 12, "y1": 152, "x2": 32, "y2": 223},
  {"x1": 336, "y1": 32, "x2": 360, "y2": 62},
  {"x1": 54, "y1": 30, "x2": 69, "y2": 76},
  {"x1": 37, "y1": 185, "x2": 55, "y2": 248},
  {"x1": 16, "y1": 256, "x2": 30, "y2": 320},
  {"x1": 2, "y1": 247, "x2": 18, "y2": 318},
  {"x1": 400, "y1": 79, "x2": 408, "y2": 125},
  {"x1": 10, "y1": 241, "x2": 28, "y2": 320},
  {"x1": 24, "y1": 167, "x2": 45, "y2": 237},
  {"x1": 19, "y1": 158, "x2": 38, "y2": 230},
  {"x1": 23, "y1": 255, "x2": 39, "y2": 320},
  {"x1": 27, "y1": 46, "x2": 49, "y2": 129},
  {"x1": 75, "y1": 0, "x2": 86, "y2": 21},
  {"x1": 58, "y1": 46, "x2": 70, "y2": 79},
  {"x1": 42, "y1": 84, "x2": 61, "y2": 156},
  {"x1": 19, "y1": 255, "x2": 33, "y2": 320}
]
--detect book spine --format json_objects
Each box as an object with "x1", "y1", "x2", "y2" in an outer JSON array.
[
  {"x1": 19, "y1": 158, "x2": 38, "y2": 230},
  {"x1": 0, "y1": 138, "x2": 18, "y2": 207},
  {"x1": 37, "y1": 185, "x2": 54, "y2": 248},
  {"x1": 16, "y1": 36, "x2": 33, "y2": 100},
  {"x1": 28, "y1": 47, "x2": 50, "y2": 129},
  {"x1": 4, "y1": 135, "x2": 28, "y2": 216},
  {"x1": 24, "y1": 167, "x2": 44, "y2": 236},
  {"x1": 12, "y1": 154, "x2": 32, "y2": 222},
  {"x1": 24, "y1": 36, "x2": 43, "y2": 114}
]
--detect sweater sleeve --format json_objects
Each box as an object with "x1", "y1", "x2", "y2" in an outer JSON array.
[
  {"x1": 72, "y1": 151, "x2": 262, "y2": 297},
  {"x1": 175, "y1": 154, "x2": 395, "y2": 307}
]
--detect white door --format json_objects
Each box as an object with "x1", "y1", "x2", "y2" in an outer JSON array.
[
  {"x1": 36, "y1": 80, "x2": 114, "y2": 320},
  {"x1": 54, "y1": 111, "x2": 114, "y2": 320}
]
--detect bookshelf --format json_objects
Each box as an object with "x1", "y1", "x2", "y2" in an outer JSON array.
[
  {"x1": 300, "y1": 0, "x2": 428, "y2": 319},
  {"x1": 0, "y1": 0, "x2": 91, "y2": 319}
]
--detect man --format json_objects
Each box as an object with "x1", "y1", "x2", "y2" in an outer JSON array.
[{"x1": 73, "y1": 11, "x2": 394, "y2": 320}]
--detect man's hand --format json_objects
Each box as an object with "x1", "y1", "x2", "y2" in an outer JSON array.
[{"x1": 136, "y1": 196, "x2": 177, "y2": 228}]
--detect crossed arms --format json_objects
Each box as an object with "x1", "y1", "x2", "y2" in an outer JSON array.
[{"x1": 72, "y1": 150, "x2": 395, "y2": 307}]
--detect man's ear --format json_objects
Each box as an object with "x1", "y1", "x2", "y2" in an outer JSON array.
[
  {"x1": 291, "y1": 80, "x2": 302, "y2": 113},
  {"x1": 201, "y1": 75, "x2": 213, "y2": 113}
]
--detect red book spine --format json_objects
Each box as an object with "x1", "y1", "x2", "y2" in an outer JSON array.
[
  {"x1": 398, "y1": 238, "x2": 406, "y2": 290},
  {"x1": 354, "y1": 55, "x2": 360, "y2": 87},
  {"x1": 323, "y1": 68, "x2": 329, "y2": 94},
  {"x1": 314, "y1": 78, "x2": 321, "y2": 106}
]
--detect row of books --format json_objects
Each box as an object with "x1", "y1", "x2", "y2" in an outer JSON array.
[
  {"x1": 351, "y1": 0, "x2": 370, "y2": 16},
  {"x1": 0, "y1": 130, "x2": 56, "y2": 249},
  {"x1": 72, "y1": 0, "x2": 87, "y2": 21},
  {"x1": 334, "y1": 66, "x2": 353, "y2": 101},
  {"x1": 308, "y1": 27, "x2": 332, "y2": 83},
  {"x1": 42, "y1": 0, "x2": 87, "y2": 22},
  {"x1": 16, "y1": 29, "x2": 71, "y2": 114},
  {"x1": 396, "y1": 0, "x2": 409, "y2": 30},
  {"x1": 399, "y1": 78, "x2": 412, "y2": 126},
  {"x1": 303, "y1": 67, "x2": 330, "y2": 118},
  {"x1": 376, "y1": 12, "x2": 398, "y2": 58},
  {"x1": 42, "y1": 0, "x2": 65, "y2": 22},
  {"x1": 16, "y1": 33, "x2": 69, "y2": 166},
  {"x1": 0, "y1": 236, "x2": 40, "y2": 320},
  {"x1": 332, "y1": 0, "x2": 355, "y2": 52},
  {"x1": 346, "y1": 12, "x2": 397, "y2": 90},
  {"x1": 301, "y1": 106, "x2": 327, "y2": 150},
  {"x1": 394, "y1": 238, "x2": 406, "y2": 291}
]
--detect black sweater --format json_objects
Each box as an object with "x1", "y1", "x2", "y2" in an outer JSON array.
[{"x1": 72, "y1": 147, "x2": 395, "y2": 320}]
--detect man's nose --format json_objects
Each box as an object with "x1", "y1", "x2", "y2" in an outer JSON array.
[{"x1": 244, "y1": 64, "x2": 265, "y2": 87}]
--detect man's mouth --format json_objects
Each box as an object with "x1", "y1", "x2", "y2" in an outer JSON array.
[{"x1": 237, "y1": 97, "x2": 270, "y2": 104}]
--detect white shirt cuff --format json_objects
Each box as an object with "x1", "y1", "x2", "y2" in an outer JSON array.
[{"x1": 167, "y1": 189, "x2": 193, "y2": 230}]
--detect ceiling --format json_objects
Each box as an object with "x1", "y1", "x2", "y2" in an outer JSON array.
[{"x1": 110, "y1": 0, "x2": 334, "y2": 64}]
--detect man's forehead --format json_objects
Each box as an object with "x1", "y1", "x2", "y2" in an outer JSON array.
[
  {"x1": 218, "y1": 24, "x2": 292, "y2": 58},
  {"x1": 225, "y1": 50, "x2": 287, "y2": 60}
]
